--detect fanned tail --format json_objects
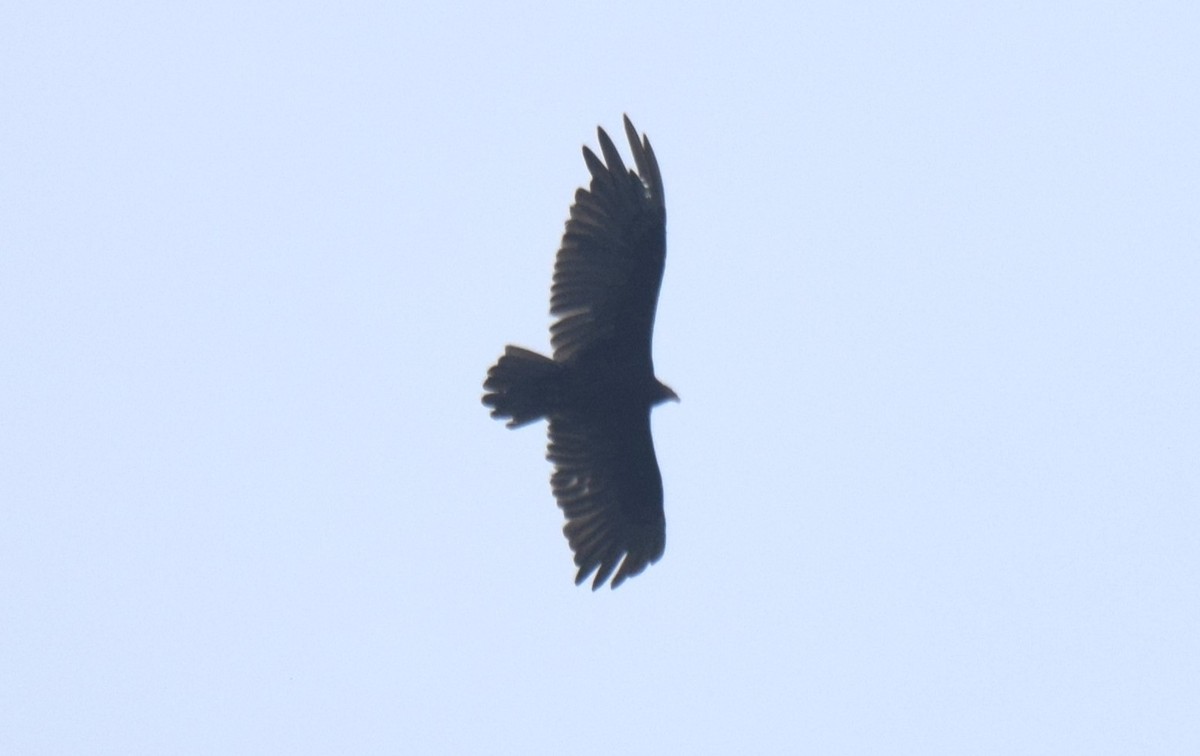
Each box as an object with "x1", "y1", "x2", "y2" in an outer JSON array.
[{"x1": 482, "y1": 346, "x2": 561, "y2": 428}]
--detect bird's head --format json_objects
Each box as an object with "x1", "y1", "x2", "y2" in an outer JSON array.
[{"x1": 653, "y1": 380, "x2": 679, "y2": 405}]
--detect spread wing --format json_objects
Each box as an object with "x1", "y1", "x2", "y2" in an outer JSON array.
[
  {"x1": 550, "y1": 116, "x2": 667, "y2": 367},
  {"x1": 548, "y1": 410, "x2": 666, "y2": 590}
]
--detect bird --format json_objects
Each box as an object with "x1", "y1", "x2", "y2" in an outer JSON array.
[{"x1": 482, "y1": 115, "x2": 677, "y2": 590}]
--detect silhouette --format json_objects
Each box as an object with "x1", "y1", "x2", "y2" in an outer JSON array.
[{"x1": 483, "y1": 116, "x2": 676, "y2": 589}]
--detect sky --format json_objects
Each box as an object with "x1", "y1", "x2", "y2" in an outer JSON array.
[{"x1": 3, "y1": 2, "x2": 1198, "y2": 753}]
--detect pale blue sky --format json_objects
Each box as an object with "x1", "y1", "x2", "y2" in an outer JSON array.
[{"x1": 3, "y1": 2, "x2": 1198, "y2": 753}]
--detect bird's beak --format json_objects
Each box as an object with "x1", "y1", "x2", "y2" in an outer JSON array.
[{"x1": 660, "y1": 383, "x2": 680, "y2": 403}]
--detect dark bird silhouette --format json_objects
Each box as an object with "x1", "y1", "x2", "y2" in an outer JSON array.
[{"x1": 482, "y1": 116, "x2": 677, "y2": 590}]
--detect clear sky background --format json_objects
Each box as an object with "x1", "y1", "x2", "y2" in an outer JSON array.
[{"x1": 3, "y1": 2, "x2": 1198, "y2": 753}]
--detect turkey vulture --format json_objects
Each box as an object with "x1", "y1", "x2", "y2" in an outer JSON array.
[{"x1": 482, "y1": 115, "x2": 676, "y2": 590}]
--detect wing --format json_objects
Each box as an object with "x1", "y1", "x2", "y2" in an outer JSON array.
[
  {"x1": 550, "y1": 116, "x2": 667, "y2": 366},
  {"x1": 547, "y1": 409, "x2": 666, "y2": 589}
]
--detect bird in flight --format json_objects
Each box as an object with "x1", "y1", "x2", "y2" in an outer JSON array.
[{"x1": 483, "y1": 115, "x2": 677, "y2": 590}]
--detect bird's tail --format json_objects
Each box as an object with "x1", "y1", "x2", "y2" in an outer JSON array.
[{"x1": 482, "y1": 346, "x2": 561, "y2": 428}]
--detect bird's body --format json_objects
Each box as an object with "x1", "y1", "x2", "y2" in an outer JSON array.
[{"x1": 483, "y1": 116, "x2": 675, "y2": 590}]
